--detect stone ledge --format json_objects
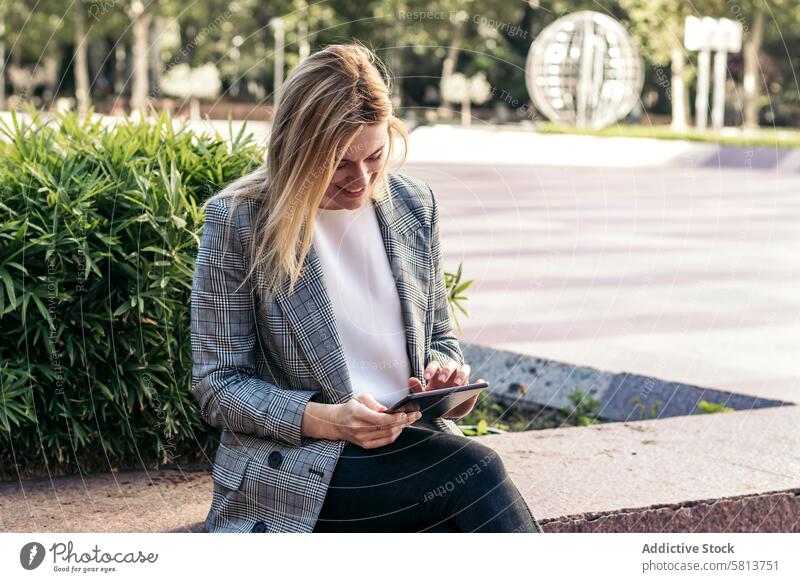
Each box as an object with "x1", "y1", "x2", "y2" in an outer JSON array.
[
  {"x1": 479, "y1": 404, "x2": 800, "y2": 532},
  {"x1": 1, "y1": 406, "x2": 797, "y2": 533},
  {"x1": 541, "y1": 489, "x2": 800, "y2": 532}
]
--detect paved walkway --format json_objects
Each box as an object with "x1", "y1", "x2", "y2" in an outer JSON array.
[
  {"x1": 406, "y1": 149, "x2": 800, "y2": 404},
  {"x1": 406, "y1": 124, "x2": 800, "y2": 171}
]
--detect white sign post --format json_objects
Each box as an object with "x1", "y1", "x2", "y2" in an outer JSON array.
[
  {"x1": 684, "y1": 16, "x2": 742, "y2": 131},
  {"x1": 270, "y1": 18, "x2": 285, "y2": 113}
]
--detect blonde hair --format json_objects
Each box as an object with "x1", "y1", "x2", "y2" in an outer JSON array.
[{"x1": 203, "y1": 41, "x2": 409, "y2": 302}]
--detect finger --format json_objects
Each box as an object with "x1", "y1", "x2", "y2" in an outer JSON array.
[
  {"x1": 435, "y1": 360, "x2": 459, "y2": 383},
  {"x1": 408, "y1": 377, "x2": 425, "y2": 393},
  {"x1": 372, "y1": 409, "x2": 421, "y2": 431},
  {"x1": 428, "y1": 359, "x2": 459, "y2": 389},
  {"x1": 390, "y1": 400, "x2": 421, "y2": 413},
  {"x1": 358, "y1": 405, "x2": 406, "y2": 423},
  {"x1": 362, "y1": 426, "x2": 405, "y2": 448},
  {"x1": 356, "y1": 409, "x2": 411, "y2": 430},
  {"x1": 422, "y1": 361, "x2": 441, "y2": 383},
  {"x1": 453, "y1": 364, "x2": 471, "y2": 386},
  {"x1": 379, "y1": 414, "x2": 414, "y2": 430},
  {"x1": 360, "y1": 429, "x2": 397, "y2": 448},
  {"x1": 356, "y1": 393, "x2": 388, "y2": 412},
  {"x1": 404, "y1": 407, "x2": 422, "y2": 419}
]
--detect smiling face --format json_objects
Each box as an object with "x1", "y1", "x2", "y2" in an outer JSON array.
[{"x1": 319, "y1": 121, "x2": 388, "y2": 211}]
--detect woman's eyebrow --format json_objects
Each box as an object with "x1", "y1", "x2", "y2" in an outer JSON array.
[{"x1": 340, "y1": 144, "x2": 385, "y2": 162}]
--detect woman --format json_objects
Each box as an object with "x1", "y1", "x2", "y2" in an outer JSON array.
[{"x1": 191, "y1": 42, "x2": 543, "y2": 533}]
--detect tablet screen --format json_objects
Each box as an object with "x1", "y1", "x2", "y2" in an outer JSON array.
[{"x1": 385, "y1": 381, "x2": 489, "y2": 420}]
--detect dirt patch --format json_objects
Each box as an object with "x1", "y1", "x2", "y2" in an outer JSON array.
[{"x1": 0, "y1": 464, "x2": 212, "y2": 533}]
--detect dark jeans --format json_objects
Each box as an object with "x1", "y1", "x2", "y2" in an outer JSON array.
[{"x1": 312, "y1": 425, "x2": 544, "y2": 533}]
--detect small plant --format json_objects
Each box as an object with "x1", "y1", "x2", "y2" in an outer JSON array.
[
  {"x1": 561, "y1": 389, "x2": 601, "y2": 426},
  {"x1": 695, "y1": 400, "x2": 735, "y2": 414},
  {"x1": 444, "y1": 261, "x2": 474, "y2": 335},
  {"x1": 631, "y1": 395, "x2": 662, "y2": 419},
  {"x1": 456, "y1": 394, "x2": 509, "y2": 434},
  {"x1": 459, "y1": 419, "x2": 502, "y2": 436}
]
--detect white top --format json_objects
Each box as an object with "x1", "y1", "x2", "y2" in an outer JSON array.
[{"x1": 311, "y1": 200, "x2": 412, "y2": 408}]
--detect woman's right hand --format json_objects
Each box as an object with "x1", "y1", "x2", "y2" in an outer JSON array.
[{"x1": 332, "y1": 394, "x2": 422, "y2": 449}]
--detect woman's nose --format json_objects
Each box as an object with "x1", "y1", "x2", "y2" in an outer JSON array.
[{"x1": 343, "y1": 165, "x2": 370, "y2": 187}]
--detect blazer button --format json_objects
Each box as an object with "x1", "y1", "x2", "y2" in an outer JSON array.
[
  {"x1": 267, "y1": 451, "x2": 283, "y2": 469},
  {"x1": 251, "y1": 521, "x2": 267, "y2": 533}
]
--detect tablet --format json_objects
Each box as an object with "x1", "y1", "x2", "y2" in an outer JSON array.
[{"x1": 384, "y1": 381, "x2": 489, "y2": 421}]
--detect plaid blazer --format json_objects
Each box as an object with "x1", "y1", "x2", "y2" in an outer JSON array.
[{"x1": 191, "y1": 172, "x2": 467, "y2": 533}]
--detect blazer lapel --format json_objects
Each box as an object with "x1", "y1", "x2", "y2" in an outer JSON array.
[
  {"x1": 273, "y1": 180, "x2": 429, "y2": 405},
  {"x1": 272, "y1": 241, "x2": 352, "y2": 405},
  {"x1": 373, "y1": 182, "x2": 429, "y2": 384}
]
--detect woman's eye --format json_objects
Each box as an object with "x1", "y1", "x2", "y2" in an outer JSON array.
[{"x1": 336, "y1": 153, "x2": 382, "y2": 169}]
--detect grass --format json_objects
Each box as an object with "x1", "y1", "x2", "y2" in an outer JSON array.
[{"x1": 535, "y1": 121, "x2": 800, "y2": 149}]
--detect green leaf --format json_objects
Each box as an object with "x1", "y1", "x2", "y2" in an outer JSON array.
[
  {"x1": 112, "y1": 302, "x2": 131, "y2": 317},
  {"x1": 0, "y1": 268, "x2": 17, "y2": 310},
  {"x1": 31, "y1": 293, "x2": 53, "y2": 328}
]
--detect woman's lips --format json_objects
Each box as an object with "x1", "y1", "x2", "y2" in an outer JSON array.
[{"x1": 336, "y1": 184, "x2": 366, "y2": 198}]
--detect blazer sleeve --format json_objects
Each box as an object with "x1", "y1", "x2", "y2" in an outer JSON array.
[
  {"x1": 426, "y1": 184, "x2": 466, "y2": 370},
  {"x1": 190, "y1": 198, "x2": 319, "y2": 447}
]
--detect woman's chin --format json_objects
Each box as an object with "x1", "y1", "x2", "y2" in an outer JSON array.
[{"x1": 322, "y1": 185, "x2": 371, "y2": 209}]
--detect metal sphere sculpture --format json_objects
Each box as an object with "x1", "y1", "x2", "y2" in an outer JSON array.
[{"x1": 525, "y1": 11, "x2": 644, "y2": 129}]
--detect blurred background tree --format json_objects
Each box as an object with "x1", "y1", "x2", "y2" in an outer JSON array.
[{"x1": 0, "y1": 0, "x2": 799, "y2": 128}]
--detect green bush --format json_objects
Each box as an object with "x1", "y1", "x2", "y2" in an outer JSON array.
[{"x1": 0, "y1": 110, "x2": 263, "y2": 479}]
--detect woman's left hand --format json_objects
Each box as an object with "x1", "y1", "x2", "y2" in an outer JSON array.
[{"x1": 407, "y1": 359, "x2": 481, "y2": 420}]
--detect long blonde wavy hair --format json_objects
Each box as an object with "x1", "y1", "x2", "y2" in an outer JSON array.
[{"x1": 203, "y1": 42, "x2": 409, "y2": 303}]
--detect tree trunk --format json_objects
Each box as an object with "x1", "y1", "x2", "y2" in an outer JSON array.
[
  {"x1": 670, "y1": 45, "x2": 688, "y2": 131},
  {"x1": 74, "y1": 2, "x2": 90, "y2": 114},
  {"x1": 149, "y1": 16, "x2": 164, "y2": 99},
  {"x1": 297, "y1": 0, "x2": 309, "y2": 62},
  {"x1": 0, "y1": 9, "x2": 6, "y2": 109},
  {"x1": 743, "y1": 10, "x2": 765, "y2": 129},
  {"x1": 114, "y1": 42, "x2": 126, "y2": 95},
  {"x1": 390, "y1": 0, "x2": 404, "y2": 111},
  {"x1": 131, "y1": 2, "x2": 151, "y2": 112},
  {"x1": 438, "y1": 13, "x2": 464, "y2": 119}
]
